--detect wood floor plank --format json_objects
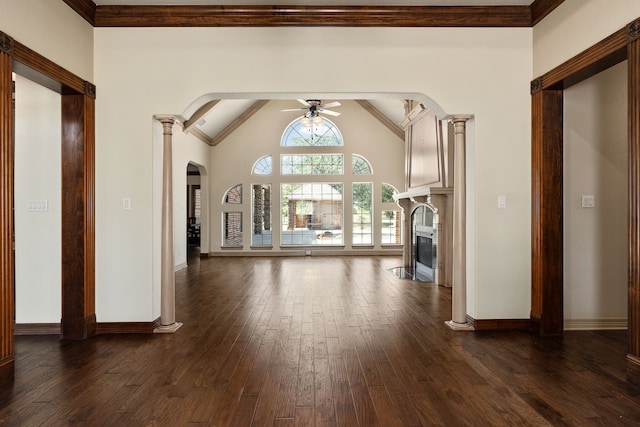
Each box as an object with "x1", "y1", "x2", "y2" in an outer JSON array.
[{"x1": 2, "y1": 254, "x2": 639, "y2": 426}]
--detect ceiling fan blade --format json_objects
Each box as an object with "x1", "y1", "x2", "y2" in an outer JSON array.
[
  {"x1": 297, "y1": 99, "x2": 311, "y2": 107},
  {"x1": 321, "y1": 109, "x2": 341, "y2": 116},
  {"x1": 281, "y1": 108, "x2": 307, "y2": 112},
  {"x1": 322, "y1": 101, "x2": 341, "y2": 109}
]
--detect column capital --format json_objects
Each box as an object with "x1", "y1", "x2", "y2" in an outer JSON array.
[
  {"x1": 450, "y1": 115, "x2": 472, "y2": 127},
  {"x1": 156, "y1": 115, "x2": 176, "y2": 134}
]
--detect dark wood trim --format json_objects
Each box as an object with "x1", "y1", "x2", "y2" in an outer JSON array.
[
  {"x1": 61, "y1": 93, "x2": 96, "y2": 340},
  {"x1": 536, "y1": 25, "x2": 628, "y2": 91},
  {"x1": 0, "y1": 49, "x2": 14, "y2": 387},
  {"x1": 14, "y1": 323, "x2": 60, "y2": 335},
  {"x1": 530, "y1": 0, "x2": 565, "y2": 26},
  {"x1": 95, "y1": 318, "x2": 161, "y2": 334},
  {"x1": 62, "y1": 0, "x2": 96, "y2": 27},
  {"x1": 466, "y1": 316, "x2": 531, "y2": 331},
  {"x1": 531, "y1": 88, "x2": 563, "y2": 336},
  {"x1": 94, "y1": 5, "x2": 532, "y2": 28},
  {"x1": 9, "y1": 36, "x2": 88, "y2": 96},
  {"x1": 628, "y1": 355, "x2": 640, "y2": 386},
  {"x1": 0, "y1": 356, "x2": 14, "y2": 387},
  {"x1": 629, "y1": 34, "x2": 640, "y2": 375},
  {"x1": 531, "y1": 17, "x2": 640, "y2": 383}
]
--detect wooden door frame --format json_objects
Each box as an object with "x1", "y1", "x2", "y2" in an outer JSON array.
[
  {"x1": 0, "y1": 30, "x2": 96, "y2": 385},
  {"x1": 531, "y1": 18, "x2": 640, "y2": 383}
]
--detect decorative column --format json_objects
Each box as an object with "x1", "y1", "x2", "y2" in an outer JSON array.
[
  {"x1": 155, "y1": 116, "x2": 182, "y2": 333},
  {"x1": 446, "y1": 115, "x2": 474, "y2": 331},
  {"x1": 428, "y1": 188, "x2": 453, "y2": 287},
  {"x1": 395, "y1": 197, "x2": 413, "y2": 268}
]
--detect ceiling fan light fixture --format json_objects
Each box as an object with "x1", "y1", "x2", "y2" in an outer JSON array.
[
  {"x1": 313, "y1": 114, "x2": 323, "y2": 126},
  {"x1": 300, "y1": 116, "x2": 312, "y2": 127}
]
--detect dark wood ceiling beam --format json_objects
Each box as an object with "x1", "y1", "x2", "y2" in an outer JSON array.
[
  {"x1": 94, "y1": 5, "x2": 532, "y2": 27},
  {"x1": 62, "y1": 0, "x2": 97, "y2": 26},
  {"x1": 530, "y1": 0, "x2": 565, "y2": 26}
]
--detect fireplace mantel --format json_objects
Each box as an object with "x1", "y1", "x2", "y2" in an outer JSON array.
[{"x1": 394, "y1": 186, "x2": 453, "y2": 287}]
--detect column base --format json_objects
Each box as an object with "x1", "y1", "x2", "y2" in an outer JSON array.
[
  {"x1": 154, "y1": 322, "x2": 183, "y2": 334},
  {"x1": 445, "y1": 320, "x2": 475, "y2": 331}
]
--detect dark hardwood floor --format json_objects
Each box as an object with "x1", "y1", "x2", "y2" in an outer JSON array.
[{"x1": 1, "y1": 253, "x2": 639, "y2": 426}]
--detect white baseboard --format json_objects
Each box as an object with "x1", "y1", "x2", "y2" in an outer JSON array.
[
  {"x1": 564, "y1": 318, "x2": 628, "y2": 331},
  {"x1": 174, "y1": 262, "x2": 188, "y2": 272}
]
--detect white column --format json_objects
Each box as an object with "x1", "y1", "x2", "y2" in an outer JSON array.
[
  {"x1": 446, "y1": 115, "x2": 474, "y2": 331},
  {"x1": 396, "y1": 197, "x2": 413, "y2": 268},
  {"x1": 155, "y1": 116, "x2": 183, "y2": 333}
]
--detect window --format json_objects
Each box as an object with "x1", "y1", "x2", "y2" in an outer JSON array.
[
  {"x1": 252, "y1": 184, "x2": 272, "y2": 246},
  {"x1": 252, "y1": 155, "x2": 272, "y2": 175},
  {"x1": 281, "y1": 118, "x2": 343, "y2": 147},
  {"x1": 281, "y1": 154, "x2": 343, "y2": 175},
  {"x1": 224, "y1": 184, "x2": 242, "y2": 204},
  {"x1": 352, "y1": 155, "x2": 372, "y2": 174},
  {"x1": 223, "y1": 212, "x2": 242, "y2": 247},
  {"x1": 353, "y1": 182, "x2": 372, "y2": 245},
  {"x1": 381, "y1": 183, "x2": 398, "y2": 203},
  {"x1": 381, "y1": 183, "x2": 401, "y2": 244},
  {"x1": 281, "y1": 183, "x2": 343, "y2": 245},
  {"x1": 381, "y1": 210, "x2": 401, "y2": 244}
]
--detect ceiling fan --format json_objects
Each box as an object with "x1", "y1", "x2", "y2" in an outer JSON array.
[{"x1": 282, "y1": 99, "x2": 341, "y2": 126}]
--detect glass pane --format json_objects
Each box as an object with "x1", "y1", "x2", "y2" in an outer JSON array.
[
  {"x1": 252, "y1": 155, "x2": 272, "y2": 175},
  {"x1": 280, "y1": 154, "x2": 343, "y2": 175},
  {"x1": 381, "y1": 183, "x2": 398, "y2": 203},
  {"x1": 352, "y1": 155, "x2": 372, "y2": 174},
  {"x1": 224, "y1": 184, "x2": 242, "y2": 204},
  {"x1": 281, "y1": 183, "x2": 343, "y2": 245},
  {"x1": 252, "y1": 184, "x2": 272, "y2": 246},
  {"x1": 223, "y1": 211, "x2": 242, "y2": 246},
  {"x1": 281, "y1": 118, "x2": 344, "y2": 147},
  {"x1": 352, "y1": 182, "x2": 373, "y2": 245},
  {"x1": 381, "y1": 210, "x2": 401, "y2": 244}
]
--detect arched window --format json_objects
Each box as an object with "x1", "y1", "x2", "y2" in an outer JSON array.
[
  {"x1": 381, "y1": 183, "x2": 398, "y2": 203},
  {"x1": 352, "y1": 154, "x2": 372, "y2": 174},
  {"x1": 281, "y1": 118, "x2": 344, "y2": 147},
  {"x1": 252, "y1": 155, "x2": 272, "y2": 175},
  {"x1": 223, "y1": 184, "x2": 242, "y2": 204}
]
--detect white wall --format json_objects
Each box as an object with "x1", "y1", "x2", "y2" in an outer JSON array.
[
  {"x1": 0, "y1": 0, "x2": 94, "y2": 81},
  {"x1": 172, "y1": 129, "x2": 209, "y2": 270},
  {"x1": 533, "y1": 0, "x2": 640, "y2": 77},
  {"x1": 94, "y1": 26, "x2": 532, "y2": 322},
  {"x1": 14, "y1": 75, "x2": 61, "y2": 323},
  {"x1": 563, "y1": 61, "x2": 627, "y2": 329}
]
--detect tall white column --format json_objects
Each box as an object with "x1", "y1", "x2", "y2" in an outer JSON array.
[
  {"x1": 155, "y1": 116, "x2": 183, "y2": 333},
  {"x1": 446, "y1": 115, "x2": 474, "y2": 331}
]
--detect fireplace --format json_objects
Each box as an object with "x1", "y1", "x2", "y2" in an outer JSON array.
[{"x1": 414, "y1": 226, "x2": 436, "y2": 282}]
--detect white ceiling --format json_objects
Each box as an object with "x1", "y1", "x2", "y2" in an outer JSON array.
[{"x1": 94, "y1": 0, "x2": 533, "y2": 5}]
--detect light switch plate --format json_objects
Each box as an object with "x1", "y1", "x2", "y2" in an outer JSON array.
[
  {"x1": 498, "y1": 195, "x2": 506, "y2": 209},
  {"x1": 123, "y1": 198, "x2": 132, "y2": 210},
  {"x1": 581, "y1": 195, "x2": 595, "y2": 208}
]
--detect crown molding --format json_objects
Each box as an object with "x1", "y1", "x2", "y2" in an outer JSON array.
[
  {"x1": 63, "y1": 0, "x2": 96, "y2": 26},
  {"x1": 61, "y1": 1, "x2": 566, "y2": 28}
]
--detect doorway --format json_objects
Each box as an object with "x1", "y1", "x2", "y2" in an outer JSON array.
[{"x1": 187, "y1": 163, "x2": 201, "y2": 249}]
